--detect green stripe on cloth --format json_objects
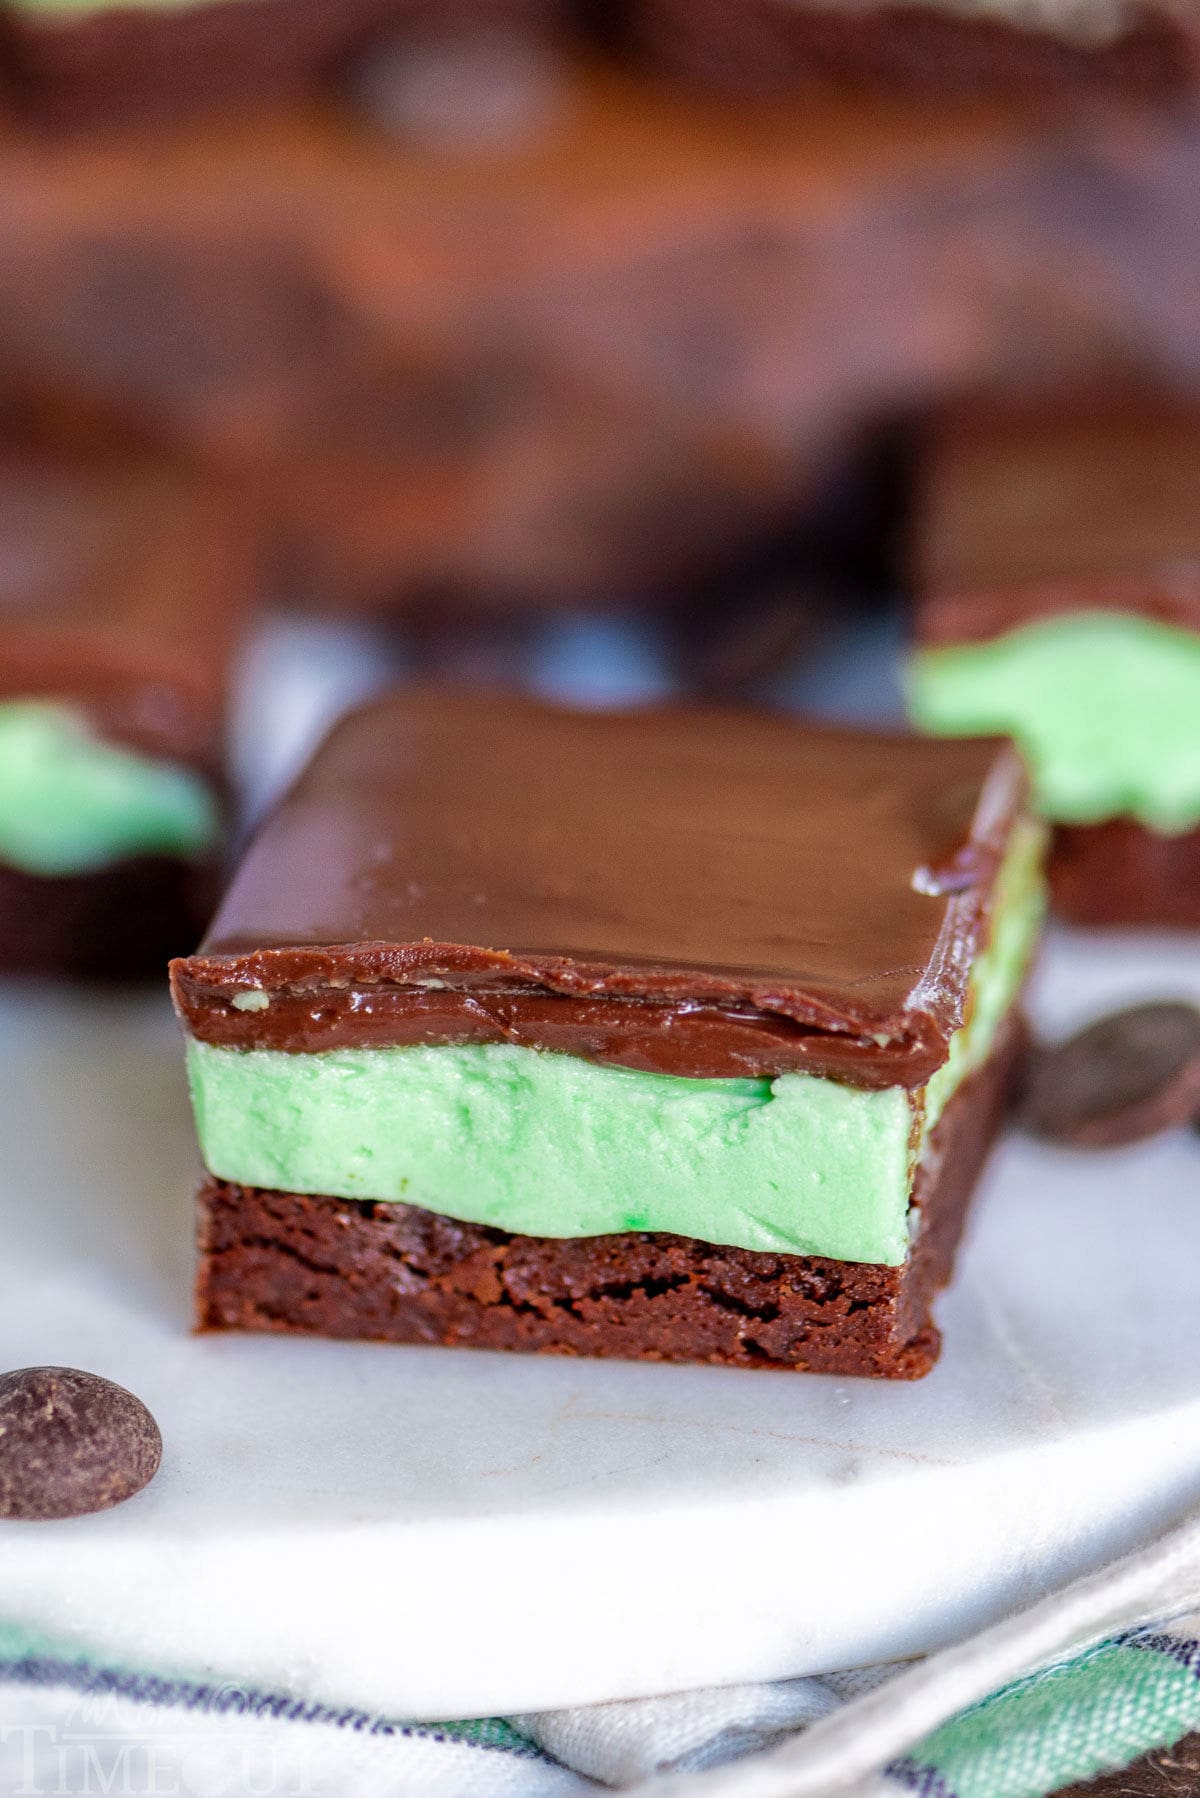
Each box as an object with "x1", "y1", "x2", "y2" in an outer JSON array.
[{"x1": 889, "y1": 1632, "x2": 1200, "y2": 1798}]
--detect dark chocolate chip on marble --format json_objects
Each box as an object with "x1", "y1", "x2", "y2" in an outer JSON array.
[
  {"x1": 0, "y1": 1367, "x2": 162, "y2": 1521},
  {"x1": 1022, "y1": 1001, "x2": 1200, "y2": 1149}
]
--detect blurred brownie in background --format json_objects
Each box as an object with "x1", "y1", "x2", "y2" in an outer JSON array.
[
  {"x1": 633, "y1": 0, "x2": 1200, "y2": 98},
  {"x1": 0, "y1": 0, "x2": 563, "y2": 127},
  {"x1": 907, "y1": 396, "x2": 1200, "y2": 927},
  {"x1": 1, "y1": 59, "x2": 1199, "y2": 615},
  {"x1": 0, "y1": 455, "x2": 254, "y2": 974}
]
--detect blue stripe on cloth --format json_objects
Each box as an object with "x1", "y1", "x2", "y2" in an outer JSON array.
[
  {"x1": 1118, "y1": 1630, "x2": 1200, "y2": 1678},
  {"x1": 0, "y1": 1655, "x2": 543, "y2": 1759},
  {"x1": 885, "y1": 1758, "x2": 960, "y2": 1797}
]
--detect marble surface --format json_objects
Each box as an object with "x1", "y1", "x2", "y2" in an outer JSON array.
[{"x1": 0, "y1": 928, "x2": 1198, "y2": 1720}]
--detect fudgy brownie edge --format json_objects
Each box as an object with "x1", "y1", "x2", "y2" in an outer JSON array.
[
  {"x1": 0, "y1": 855, "x2": 217, "y2": 979},
  {"x1": 1050, "y1": 821, "x2": 1200, "y2": 929}
]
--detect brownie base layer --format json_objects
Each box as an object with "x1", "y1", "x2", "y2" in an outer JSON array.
[
  {"x1": 195, "y1": 1015, "x2": 1022, "y2": 1378},
  {"x1": 5, "y1": 0, "x2": 555, "y2": 127},
  {"x1": 0, "y1": 855, "x2": 216, "y2": 979},
  {"x1": 1050, "y1": 821, "x2": 1200, "y2": 929},
  {"x1": 635, "y1": 0, "x2": 1198, "y2": 98}
]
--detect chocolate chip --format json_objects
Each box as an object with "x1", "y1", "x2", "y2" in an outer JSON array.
[
  {"x1": 1022, "y1": 1001, "x2": 1200, "y2": 1149},
  {"x1": 0, "y1": 1367, "x2": 161, "y2": 1521}
]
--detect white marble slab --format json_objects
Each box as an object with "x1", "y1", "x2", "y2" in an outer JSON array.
[{"x1": 0, "y1": 929, "x2": 1198, "y2": 1720}]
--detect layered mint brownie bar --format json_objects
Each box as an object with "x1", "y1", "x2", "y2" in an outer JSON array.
[
  {"x1": 0, "y1": 455, "x2": 250, "y2": 975},
  {"x1": 171, "y1": 689, "x2": 1044, "y2": 1377},
  {"x1": 908, "y1": 400, "x2": 1200, "y2": 927}
]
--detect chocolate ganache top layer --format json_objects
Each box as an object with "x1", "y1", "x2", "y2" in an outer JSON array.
[
  {"x1": 0, "y1": 456, "x2": 249, "y2": 773},
  {"x1": 171, "y1": 689, "x2": 1029, "y2": 1086},
  {"x1": 915, "y1": 399, "x2": 1200, "y2": 645}
]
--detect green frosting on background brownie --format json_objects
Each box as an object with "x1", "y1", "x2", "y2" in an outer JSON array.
[
  {"x1": 0, "y1": 702, "x2": 218, "y2": 877},
  {"x1": 908, "y1": 612, "x2": 1200, "y2": 833},
  {"x1": 10, "y1": 0, "x2": 225, "y2": 14},
  {"x1": 186, "y1": 821, "x2": 1043, "y2": 1266}
]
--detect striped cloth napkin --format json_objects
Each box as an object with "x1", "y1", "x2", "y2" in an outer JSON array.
[{"x1": 4, "y1": 1510, "x2": 1200, "y2": 1798}]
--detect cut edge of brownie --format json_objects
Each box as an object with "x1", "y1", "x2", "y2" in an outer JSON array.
[
  {"x1": 1050, "y1": 820, "x2": 1200, "y2": 929},
  {"x1": 0, "y1": 855, "x2": 218, "y2": 979},
  {"x1": 194, "y1": 1010, "x2": 1023, "y2": 1378}
]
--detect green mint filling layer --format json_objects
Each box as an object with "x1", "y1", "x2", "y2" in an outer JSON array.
[
  {"x1": 11, "y1": 0, "x2": 226, "y2": 15},
  {"x1": 187, "y1": 822, "x2": 1044, "y2": 1266},
  {"x1": 923, "y1": 813, "x2": 1044, "y2": 1136},
  {"x1": 908, "y1": 611, "x2": 1200, "y2": 833},
  {"x1": 191, "y1": 1044, "x2": 915, "y2": 1262},
  {"x1": 0, "y1": 701, "x2": 218, "y2": 877}
]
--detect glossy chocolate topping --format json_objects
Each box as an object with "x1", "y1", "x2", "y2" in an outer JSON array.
[
  {"x1": 915, "y1": 399, "x2": 1200, "y2": 644},
  {"x1": 0, "y1": 456, "x2": 252, "y2": 772},
  {"x1": 172, "y1": 690, "x2": 1027, "y2": 1085}
]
